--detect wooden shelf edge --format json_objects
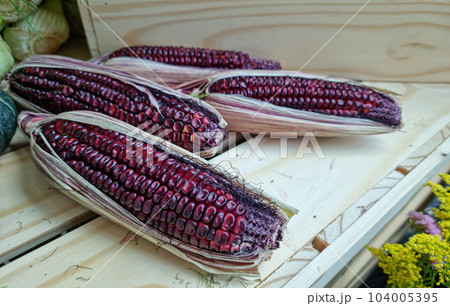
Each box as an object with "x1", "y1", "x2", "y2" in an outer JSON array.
[{"x1": 283, "y1": 124, "x2": 450, "y2": 288}]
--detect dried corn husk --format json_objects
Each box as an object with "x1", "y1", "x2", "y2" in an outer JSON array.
[
  {"x1": 92, "y1": 55, "x2": 231, "y2": 89},
  {"x1": 7, "y1": 54, "x2": 160, "y2": 112},
  {"x1": 91, "y1": 46, "x2": 280, "y2": 88},
  {"x1": 18, "y1": 110, "x2": 294, "y2": 277},
  {"x1": 179, "y1": 70, "x2": 402, "y2": 136},
  {"x1": 6, "y1": 54, "x2": 228, "y2": 158},
  {"x1": 3, "y1": 0, "x2": 69, "y2": 60}
]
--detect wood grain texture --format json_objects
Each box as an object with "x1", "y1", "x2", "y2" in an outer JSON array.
[
  {"x1": 257, "y1": 245, "x2": 319, "y2": 288},
  {"x1": 262, "y1": 126, "x2": 450, "y2": 287},
  {"x1": 78, "y1": 0, "x2": 100, "y2": 58},
  {"x1": 332, "y1": 163, "x2": 450, "y2": 288},
  {"x1": 80, "y1": 0, "x2": 450, "y2": 82},
  {"x1": 0, "y1": 147, "x2": 95, "y2": 264},
  {"x1": 0, "y1": 217, "x2": 257, "y2": 288},
  {"x1": 284, "y1": 128, "x2": 450, "y2": 287},
  {"x1": 316, "y1": 121, "x2": 450, "y2": 249},
  {"x1": 0, "y1": 82, "x2": 449, "y2": 287},
  {"x1": 0, "y1": 130, "x2": 28, "y2": 156}
]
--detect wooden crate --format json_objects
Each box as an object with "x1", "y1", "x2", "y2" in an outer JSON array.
[
  {"x1": 79, "y1": 0, "x2": 450, "y2": 83},
  {"x1": 1, "y1": 1, "x2": 450, "y2": 288},
  {"x1": 1, "y1": 82, "x2": 449, "y2": 287}
]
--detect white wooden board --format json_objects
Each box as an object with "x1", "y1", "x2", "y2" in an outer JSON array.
[
  {"x1": 79, "y1": 0, "x2": 450, "y2": 82},
  {"x1": 0, "y1": 82, "x2": 449, "y2": 287}
]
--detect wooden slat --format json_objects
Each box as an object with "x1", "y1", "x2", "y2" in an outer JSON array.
[
  {"x1": 332, "y1": 162, "x2": 450, "y2": 288},
  {"x1": 316, "y1": 123, "x2": 450, "y2": 249},
  {"x1": 78, "y1": 0, "x2": 100, "y2": 58},
  {"x1": 0, "y1": 82, "x2": 449, "y2": 287},
  {"x1": 0, "y1": 130, "x2": 28, "y2": 156},
  {"x1": 260, "y1": 124, "x2": 450, "y2": 287},
  {"x1": 0, "y1": 217, "x2": 256, "y2": 288},
  {"x1": 0, "y1": 147, "x2": 95, "y2": 264},
  {"x1": 80, "y1": 0, "x2": 450, "y2": 83},
  {"x1": 284, "y1": 133, "x2": 450, "y2": 287}
]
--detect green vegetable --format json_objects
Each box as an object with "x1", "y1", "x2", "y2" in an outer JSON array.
[
  {"x1": 0, "y1": 0, "x2": 42, "y2": 23},
  {"x1": 4, "y1": 0, "x2": 69, "y2": 60},
  {"x1": 0, "y1": 89, "x2": 18, "y2": 152},
  {"x1": 0, "y1": 35, "x2": 15, "y2": 80}
]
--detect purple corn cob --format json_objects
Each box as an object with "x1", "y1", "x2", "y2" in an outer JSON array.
[
  {"x1": 9, "y1": 66, "x2": 227, "y2": 152},
  {"x1": 107, "y1": 46, "x2": 281, "y2": 70},
  {"x1": 207, "y1": 75, "x2": 402, "y2": 127},
  {"x1": 34, "y1": 117, "x2": 285, "y2": 254}
]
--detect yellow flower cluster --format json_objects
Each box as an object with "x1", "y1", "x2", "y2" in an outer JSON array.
[
  {"x1": 428, "y1": 174, "x2": 450, "y2": 240},
  {"x1": 369, "y1": 233, "x2": 450, "y2": 288},
  {"x1": 407, "y1": 233, "x2": 450, "y2": 286},
  {"x1": 368, "y1": 244, "x2": 423, "y2": 288},
  {"x1": 368, "y1": 174, "x2": 450, "y2": 288}
]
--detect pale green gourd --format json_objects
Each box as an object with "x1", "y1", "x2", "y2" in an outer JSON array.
[
  {"x1": 0, "y1": 0, "x2": 42, "y2": 23},
  {"x1": 3, "y1": 0, "x2": 69, "y2": 60},
  {"x1": 0, "y1": 35, "x2": 14, "y2": 80}
]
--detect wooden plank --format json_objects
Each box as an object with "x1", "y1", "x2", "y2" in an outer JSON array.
[
  {"x1": 284, "y1": 134, "x2": 450, "y2": 287},
  {"x1": 0, "y1": 217, "x2": 255, "y2": 288},
  {"x1": 0, "y1": 82, "x2": 449, "y2": 287},
  {"x1": 79, "y1": 0, "x2": 450, "y2": 82},
  {"x1": 257, "y1": 244, "x2": 320, "y2": 288},
  {"x1": 77, "y1": 0, "x2": 100, "y2": 58},
  {"x1": 317, "y1": 124, "x2": 450, "y2": 249},
  {"x1": 0, "y1": 147, "x2": 95, "y2": 264},
  {"x1": 332, "y1": 162, "x2": 450, "y2": 288},
  {"x1": 261, "y1": 122, "x2": 450, "y2": 287},
  {"x1": 0, "y1": 130, "x2": 28, "y2": 156}
]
